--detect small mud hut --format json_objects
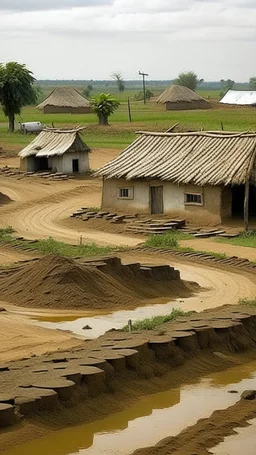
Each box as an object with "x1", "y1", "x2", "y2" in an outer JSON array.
[
  {"x1": 19, "y1": 127, "x2": 90, "y2": 174},
  {"x1": 157, "y1": 85, "x2": 211, "y2": 110},
  {"x1": 37, "y1": 87, "x2": 92, "y2": 114},
  {"x1": 96, "y1": 131, "x2": 256, "y2": 228}
]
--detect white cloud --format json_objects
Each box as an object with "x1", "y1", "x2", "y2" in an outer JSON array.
[
  {"x1": 0, "y1": 0, "x2": 255, "y2": 80},
  {"x1": 0, "y1": 0, "x2": 111, "y2": 12}
]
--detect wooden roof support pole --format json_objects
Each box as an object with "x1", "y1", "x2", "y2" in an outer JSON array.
[{"x1": 244, "y1": 179, "x2": 249, "y2": 231}]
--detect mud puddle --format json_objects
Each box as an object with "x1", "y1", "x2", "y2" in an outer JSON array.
[
  {"x1": 4, "y1": 360, "x2": 256, "y2": 455},
  {"x1": 210, "y1": 418, "x2": 256, "y2": 454},
  {"x1": 34, "y1": 268, "x2": 208, "y2": 338},
  {"x1": 35, "y1": 300, "x2": 184, "y2": 338}
]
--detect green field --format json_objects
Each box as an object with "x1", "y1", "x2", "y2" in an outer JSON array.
[{"x1": 0, "y1": 85, "x2": 255, "y2": 151}]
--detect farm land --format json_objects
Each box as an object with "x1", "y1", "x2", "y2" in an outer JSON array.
[{"x1": 1, "y1": 82, "x2": 256, "y2": 455}]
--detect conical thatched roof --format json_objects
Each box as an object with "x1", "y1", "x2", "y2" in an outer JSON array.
[
  {"x1": 157, "y1": 85, "x2": 209, "y2": 104},
  {"x1": 37, "y1": 87, "x2": 90, "y2": 110}
]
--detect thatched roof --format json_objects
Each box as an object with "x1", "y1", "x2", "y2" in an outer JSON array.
[
  {"x1": 157, "y1": 85, "x2": 209, "y2": 104},
  {"x1": 19, "y1": 127, "x2": 90, "y2": 158},
  {"x1": 220, "y1": 90, "x2": 256, "y2": 106},
  {"x1": 37, "y1": 87, "x2": 90, "y2": 110},
  {"x1": 96, "y1": 131, "x2": 256, "y2": 186}
]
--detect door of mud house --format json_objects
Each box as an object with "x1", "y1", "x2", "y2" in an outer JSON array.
[
  {"x1": 150, "y1": 186, "x2": 164, "y2": 214},
  {"x1": 72, "y1": 159, "x2": 79, "y2": 173}
]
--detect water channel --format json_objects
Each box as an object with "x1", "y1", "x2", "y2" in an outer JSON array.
[{"x1": 4, "y1": 360, "x2": 256, "y2": 455}]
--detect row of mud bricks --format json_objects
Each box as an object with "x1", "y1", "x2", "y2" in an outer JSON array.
[
  {"x1": 82, "y1": 256, "x2": 181, "y2": 281},
  {"x1": 1, "y1": 311, "x2": 256, "y2": 428}
]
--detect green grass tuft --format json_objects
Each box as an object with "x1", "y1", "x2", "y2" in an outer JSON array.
[
  {"x1": 122, "y1": 308, "x2": 190, "y2": 331},
  {"x1": 144, "y1": 231, "x2": 192, "y2": 249},
  {"x1": 216, "y1": 230, "x2": 256, "y2": 249},
  {"x1": 239, "y1": 297, "x2": 256, "y2": 307},
  {"x1": 0, "y1": 227, "x2": 15, "y2": 240}
]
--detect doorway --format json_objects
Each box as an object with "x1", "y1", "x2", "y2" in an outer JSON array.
[
  {"x1": 232, "y1": 184, "x2": 256, "y2": 217},
  {"x1": 150, "y1": 186, "x2": 164, "y2": 214},
  {"x1": 72, "y1": 159, "x2": 79, "y2": 173}
]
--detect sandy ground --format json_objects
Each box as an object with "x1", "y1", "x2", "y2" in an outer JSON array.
[
  {"x1": 180, "y1": 238, "x2": 256, "y2": 261},
  {"x1": 0, "y1": 251, "x2": 255, "y2": 363},
  {"x1": 0, "y1": 311, "x2": 82, "y2": 363},
  {"x1": 119, "y1": 252, "x2": 256, "y2": 312},
  {"x1": 0, "y1": 246, "x2": 36, "y2": 265}
]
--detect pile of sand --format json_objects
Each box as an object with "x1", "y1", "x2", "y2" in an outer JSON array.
[
  {"x1": 0, "y1": 255, "x2": 198, "y2": 310},
  {"x1": 0, "y1": 192, "x2": 12, "y2": 206}
]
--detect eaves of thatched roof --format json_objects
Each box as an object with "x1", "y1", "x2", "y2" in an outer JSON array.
[
  {"x1": 19, "y1": 127, "x2": 90, "y2": 158},
  {"x1": 96, "y1": 131, "x2": 256, "y2": 186},
  {"x1": 37, "y1": 87, "x2": 90, "y2": 109}
]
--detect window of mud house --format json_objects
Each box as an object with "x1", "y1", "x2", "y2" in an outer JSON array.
[
  {"x1": 118, "y1": 187, "x2": 134, "y2": 200},
  {"x1": 184, "y1": 192, "x2": 203, "y2": 206}
]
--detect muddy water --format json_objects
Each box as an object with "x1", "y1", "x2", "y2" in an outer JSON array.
[
  {"x1": 4, "y1": 361, "x2": 256, "y2": 455},
  {"x1": 210, "y1": 418, "x2": 256, "y2": 454},
  {"x1": 34, "y1": 268, "x2": 209, "y2": 338}
]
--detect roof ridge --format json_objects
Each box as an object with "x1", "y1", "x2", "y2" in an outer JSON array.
[{"x1": 135, "y1": 130, "x2": 256, "y2": 138}]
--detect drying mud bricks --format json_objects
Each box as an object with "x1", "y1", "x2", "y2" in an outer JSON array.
[{"x1": 1, "y1": 307, "x2": 256, "y2": 428}]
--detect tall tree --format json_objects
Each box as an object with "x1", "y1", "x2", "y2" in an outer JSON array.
[
  {"x1": 112, "y1": 72, "x2": 125, "y2": 92},
  {"x1": 220, "y1": 79, "x2": 234, "y2": 93},
  {"x1": 0, "y1": 62, "x2": 36, "y2": 132},
  {"x1": 90, "y1": 93, "x2": 120, "y2": 125},
  {"x1": 249, "y1": 77, "x2": 256, "y2": 90},
  {"x1": 83, "y1": 84, "x2": 93, "y2": 98},
  {"x1": 174, "y1": 71, "x2": 203, "y2": 91}
]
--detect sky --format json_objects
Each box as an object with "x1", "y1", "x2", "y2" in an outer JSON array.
[{"x1": 0, "y1": 0, "x2": 255, "y2": 81}]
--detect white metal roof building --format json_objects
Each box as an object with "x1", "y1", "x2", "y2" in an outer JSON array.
[{"x1": 220, "y1": 90, "x2": 256, "y2": 106}]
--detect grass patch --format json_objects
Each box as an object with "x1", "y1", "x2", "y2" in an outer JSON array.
[
  {"x1": 0, "y1": 229, "x2": 119, "y2": 258},
  {"x1": 0, "y1": 227, "x2": 15, "y2": 240},
  {"x1": 144, "y1": 231, "x2": 227, "y2": 259},
  {"x1": 144, "y1": 231, "x2": 192, "y2": 249},
  {"x1": 122, "y1": 308, "x2": 191, "y2": 331},
  {"x1": 22, "y1": 237, "x2": 117, "y2": 257},
  {"x1": 239, "y1": 297, "x2": 256, "y2": 307},
  {"x1": 217, "y1": 230, "x2": 256, "y2": 249}
]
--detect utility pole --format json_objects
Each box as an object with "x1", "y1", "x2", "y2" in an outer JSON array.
[{"x1": 139, "y1": 70, "x2": 149, "y2": 104}]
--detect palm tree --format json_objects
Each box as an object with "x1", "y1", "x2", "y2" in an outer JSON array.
[
  {"x1": 0, "y1": 62, "x2": 37, "y2": 132},
  {"x1": 112, "y1": 72, "x2": 125, "y2": 92},
  {"x1": 90, "y1": 93, "x2": 120, "y2": 125}
]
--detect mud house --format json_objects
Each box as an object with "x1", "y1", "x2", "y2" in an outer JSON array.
[
  {"x1": 19, "y1": 127, "x2": 91, "y2": 174},
  {"x1": 157, "y1": 85, "x2": 211, "y2": 110},
  {"x1": 96, "y1": 131, "x2": 256, "y2": 228},
  {"x1": 37, "y1": 87, "x2": 92, "y2": 114}
]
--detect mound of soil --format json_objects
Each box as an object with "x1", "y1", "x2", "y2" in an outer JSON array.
[
  {"x1": 0, "y1": 255, "x2": 198, "y2": 310},
  {"x1": 0, "y1": 192, "x2": 12, "y2": 206}
]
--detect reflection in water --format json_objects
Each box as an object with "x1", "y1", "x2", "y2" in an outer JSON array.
[
  {"x1": 4, "y1": 361, "x2": 256, "y2": 455},
  {"x1": 36, "y1": 300, "x2": 181, "y2": 338},
  {"x1": 210, "y1": 418, "x2": 256, "y2": 455}
]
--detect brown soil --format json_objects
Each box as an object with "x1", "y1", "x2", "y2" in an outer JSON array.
[
  {"x1": 133, "y1": 398, "x2": 256, "y2": 455},
  {"x1": 0, "y1": 255, "x2": 198, "y2": 310},
  {"x1": 0, "y1": 192, "x2": 12, "y2": 206},
  {"x1": 1, "y1": 304, "x2": 256, "y2": 452}
]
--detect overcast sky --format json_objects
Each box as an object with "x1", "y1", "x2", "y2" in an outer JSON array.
[{"x1": 0, "y1": 0, "x2": 255, "y2": 81}]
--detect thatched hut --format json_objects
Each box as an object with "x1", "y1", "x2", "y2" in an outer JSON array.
[
  {"x1": 19, "y1": 127, "x2": 91, "y2": 174},
  {"x1": 96, "y1": 131, "x2": 256, "y2": 227},
  {"x1": 37, "y1": 87, "x2": 92, "y2": 114},
  {"x1": 157, "y1": 85, "x2": 211, "y2": 110}
]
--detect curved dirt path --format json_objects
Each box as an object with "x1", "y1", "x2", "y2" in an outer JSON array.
[
  {"x1": 119, "y1": 252, "x2": 256, "y2": 312},
  {"x1": 180, "y1": 238, "x2": 256, "y2": 261},
  {"x1": 0, "y1": 176, "x2": 140, "y2": 247}
]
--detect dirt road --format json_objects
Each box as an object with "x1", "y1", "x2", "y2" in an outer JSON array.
[
  {"x1": 180, "y1": 238, "x2": 256, "y2": 261},
  {"x1": 0, "y1": 175, "x2": 140, "y2": 247}
]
